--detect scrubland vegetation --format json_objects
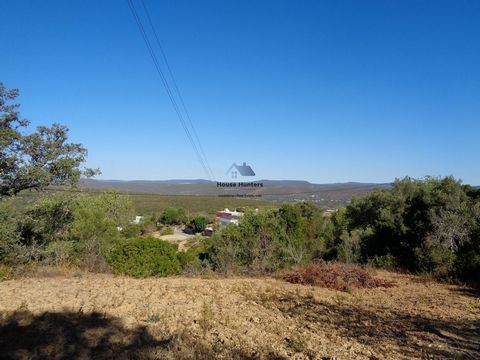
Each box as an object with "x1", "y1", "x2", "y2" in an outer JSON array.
[
  {"x1": 2, "y1": 176, "x2": 479, "y2": 287},
  {"x1": 186, "y1": 176, "x2": 479, "y2": 283},
  {"x1": 12, "y1": 190, "x2": 272, "y2": 217}
]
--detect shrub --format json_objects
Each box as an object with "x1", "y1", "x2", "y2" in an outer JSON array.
[
  {"x1": 209, "y1": 224, "x2": 242, "y2": 273},
  {"x1": 191, "y1": 216, "x2": 208, "y2": 233},
  {"x1": 370, "y1": 254, "x2": 396, "y2": 269},
  {"x1": 121, "y1": 223, "x2": 142, "y2": 239},
  {"x1": 177, "y1": 249, "x2": 203, "y2": 273},
  {"x1": 43, "y1": 241, "x2": 75, "y2": 265},
  {"x1": 19, "y1": 194, "x2": 76, "y2": 248},
  {"x1": 331, "y1": 176, "x2": 480, "y2": 280},
  {"x1": 414, "y1": 244, "x2": 457, "y2": 278},
  {"x1": 336, "y1": 228, "x2": 369, "y2": 264},
  {"x1": 455, "y1": 250, "x2": 480, "y2": 282},
  {"x1": 281, "y1": 261, "x2": 394, "y2": 291},
  {"x1": 140, "y1": 222, "x2": 157, "y2": 236},
  {"x1": 277, "y1": 204, "x2": 319, "y2": 265},
  {"x1": 108, "y1": 237, "x2": 180, "y2": 277},
  {"x1": 177, "y1": 237, "x2": 212, "y2": 273},
  {"x1": 159, "y1": 207, "x2": 186, "y2": 225},
  {"x1": 207, "y1": 207, "x2": 320, "y2": 273},
  {"x1": 0, "y1": 201, "x2": 21, "y2": 264},
  {"x1": 70, "y1": 199, "x2": 122, "y2": 271}
]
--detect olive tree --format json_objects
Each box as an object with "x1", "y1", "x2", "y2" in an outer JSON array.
[{"x1": 0, "y1": 82, "x2": 98, "y2": 197}]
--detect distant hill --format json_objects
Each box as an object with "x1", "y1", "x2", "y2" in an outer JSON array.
[{"x1": 80, "y1": 179, "x2": 391, "y2": 208}]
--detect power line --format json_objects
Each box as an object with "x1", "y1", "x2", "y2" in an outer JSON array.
[
  {"x1": 126, "y1": 0, "x2": 212, "y2": 180},
  {"x1": 127, "y1": 0, "x2": 210, "y2": 179},
  {"x1": 140, "y1": 0, "x2": 215, "y2": 180}
]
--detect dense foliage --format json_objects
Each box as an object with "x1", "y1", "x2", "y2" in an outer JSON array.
[
  {"x1": 1, "y1": 175, "x2": 478, "y2": 283},
  {"x1": 0, "y1": 82, "x2": 98, "y2": 197},
  {"x1": 108, "y1": 237, "x2": 180, "y2": 277},
  {"x1": 207, "y1": 203, "x2": 330, "y2": 273},
  {"x1": 341, "y1": 176, "x2": 480, "y2": 279},
  {"x1": 159, "y1": 207, "x2": 187, "y2": 225},
  {"x1": 191, "y1": 177, "x2": 479, "y2": 281},
  {"x1": 0, "y1": 191, "x2": 135, "y2": 271},
  {"x1": 191, "y1": 216, "x2": 208, "y2": 233}
]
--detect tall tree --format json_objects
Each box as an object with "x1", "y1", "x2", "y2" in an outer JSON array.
[{"x1": 0, "y1": 82, "x2": 98, "y2": 197}]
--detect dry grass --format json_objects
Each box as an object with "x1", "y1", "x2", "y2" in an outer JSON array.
[
  {"x1": 280, "y1": 261, "x2": 395, "y2": 292},
  {"x1": 0, "y1": 268, "x2": 478, "y2": 359}
]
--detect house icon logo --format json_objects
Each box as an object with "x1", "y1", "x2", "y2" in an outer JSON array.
[{"x1": 225, "y1": 162, "x2": 256, "y2": 179}]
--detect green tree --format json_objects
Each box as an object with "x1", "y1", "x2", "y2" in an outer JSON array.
[
  {"x1": 245, "y1": 210, "x2": 285, "y2": 272},
  {"x1": 19, "y1": 193, "x2": 76, "y2": 247},
  {"x1": 338, "y1": 176, "x2": 480, "y2": 278},
  {"x1": 209, "y1": 224, "x2": 243, "y2": 273},
  {"x1": 191, "y1": 216, "x2": 208, "y2": 233},
  {"x1": 70, "y1": 192, "x2": 133, "y2": 271},
  {"x1": 278, "y1": 204, "x2": 310, "y2": 264},
  {"x1": 159, "y1": 207, "x2": 186, "y2": 225},
  {"x1": 0, "y1": 82, "x2": 98, "y2": 197},
  {"x1": 0, "y1": 200, "x2": 21, "y2": 264}
]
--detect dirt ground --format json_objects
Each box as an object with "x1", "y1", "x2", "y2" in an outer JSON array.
[
  {"x1": 150, "y1": 227, "x2": 200, "y2": 251},
  {"x1": 0, "y1": 269, "x2": 478, "y2": 359}
]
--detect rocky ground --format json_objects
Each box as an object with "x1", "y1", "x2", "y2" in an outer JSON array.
[{"x1": 0, "y1": 269, "x2": 478, "y2": 359}]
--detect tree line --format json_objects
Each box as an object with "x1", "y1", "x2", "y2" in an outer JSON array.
[
  {"x1": 187, "y1": 179, "x2": 478, "y2": 282},
  {"x1": 1, "y1": 82, "x2": 478, "y2": 282}
]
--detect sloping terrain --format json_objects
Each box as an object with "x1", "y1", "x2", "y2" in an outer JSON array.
[{"x1": 0, "y1": 270, "x2": 478, "y2": 359}]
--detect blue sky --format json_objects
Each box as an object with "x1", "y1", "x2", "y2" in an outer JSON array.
[{"x1": 1, "y1": 0, "x2": 479, "y2": 184}]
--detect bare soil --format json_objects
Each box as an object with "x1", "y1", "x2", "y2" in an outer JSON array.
[
  {"x1": 151, "y1": 227, "x2": 193, "y2": 251},
  {"x1": 0, "y1": 269, "x2": 478, "y2": 359}
]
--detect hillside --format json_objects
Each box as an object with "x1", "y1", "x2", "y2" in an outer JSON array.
[{"x1": 0, "y1": 270, "x2": 478, "y2": 359}]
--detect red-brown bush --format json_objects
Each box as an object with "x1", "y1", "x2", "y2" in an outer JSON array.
[{"x1": 281, "y1": 261, "x2": 394, "y2": 291}]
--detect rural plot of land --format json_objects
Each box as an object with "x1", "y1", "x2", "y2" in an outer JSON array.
[{"x1": 0, "y1": 270, "x2": 478, "y2": 359}]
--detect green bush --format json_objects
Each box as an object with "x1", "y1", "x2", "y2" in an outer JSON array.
[
  {"x1": 336, "y1": 228, "x2": 368, "y2": 264},
  {"x1": 19, "y1": 194, "x2": 76, "y2": 248},
  {"x1": 336, "y1": 176, "x2": 480, "y2": 280},
  {"x1": 277, "y1": 204, "x2": 313, "y2": 265},
  {"x1": 108, "y1": 237, "x2": 180, "y2": 277},
  {"x1": 414, "y1": 245, "x2": 456, "y2": 278},
  {"x1": 43, "y1": 241, "x2": 75, "y2": 265},
  {"x1": 159, "y1": 207, "x2": 186, "y2": 225},
  {"x1": 70, "y1": 198, "x2": 122, "y2": 271},
  {"x1": 209, "y1": 224, "x2": 243, "y2": 273},
  {"x1": 177, "y1": 249, "x2": 202, "y2": 272},
  {"x1": 206, "y1": 204, "x2": 331, "y2": 274},
  {"x1": 455, "y1": 250, "x2": 480, "y2": 281},
  {"x1": 208, "y1": 207, "x2": 309, "y2": 273},
  {"x1": 0, "y1": 201, "x2": 21, "y2": 264},
  {"x1": 177, "y1": 237, "x2": 212, "y2": 273},
  {"x1": 370, "y1": 254, "x2": 396, "y2": 269},
  {"x1": 121, "y1": 223, "x2": 142, "y2": 239},
  {"x1": 191, "y1": 216, "x2": 208, "y2": 233}
]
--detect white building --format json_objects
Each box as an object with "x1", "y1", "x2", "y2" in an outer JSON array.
[
  {"x1": 133, "y1": 215, "x2": 144, "y2": 224},
  {"x1": 215, "y1": 208, "x2": 243, "y2": 227}
]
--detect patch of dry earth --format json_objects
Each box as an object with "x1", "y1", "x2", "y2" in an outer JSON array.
[{"x1": 0, "y1": 270, "x2": 478, "y2": 359}]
